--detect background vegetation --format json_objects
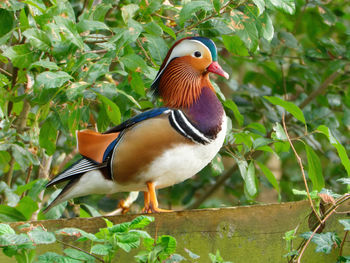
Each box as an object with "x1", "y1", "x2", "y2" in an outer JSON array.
[{"x1": 0, "y1": 0, "x2": 349, "y2": 261}]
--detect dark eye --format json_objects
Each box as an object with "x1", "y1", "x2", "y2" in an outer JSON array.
[{"x1": 194, "y1": 51, "x2": 202, "y2": 58}]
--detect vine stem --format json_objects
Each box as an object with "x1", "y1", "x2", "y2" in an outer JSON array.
[
  {"x1": 56, "y1": 239, "x2": 105, "y2": 263},
  {"x1": 137, "y1": 38, "x2": 156, "y2": 67},
  {"x1": 281, "y1": 114, "x2": 322, "y2": 224}
]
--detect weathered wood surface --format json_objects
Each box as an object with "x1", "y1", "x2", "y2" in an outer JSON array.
[{"x1": 2, "y1": 201, "x2": 350, "y2": 262}]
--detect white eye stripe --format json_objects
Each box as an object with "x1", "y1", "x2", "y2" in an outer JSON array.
[{"x1": 152, "y1": 39, "x2": 211, "y2": 86}]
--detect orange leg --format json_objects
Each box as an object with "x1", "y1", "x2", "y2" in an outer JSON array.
[
  {"x1": 143, "y1": 182, "x2": 173, "y2": 213},
  {"x1": 142, "y1": 191, "x2": 150, "y2": 213}
]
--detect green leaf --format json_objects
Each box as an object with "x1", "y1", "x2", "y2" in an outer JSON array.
[
  {"x1": 96, "y1": 93, "x2": 121, "y2": 125},
  {"x1": 232, "y1": 156, "x2": 257, "y2": 198},
  {"x1": 229, "y1": 10, "x2": 259, "y2": 51},
  {"x1": 157, "y1": 22, "x2": 176, "y2": 39},
  {"x1": 305, "y1": 144, "x2": 324, "y2": 191},
  {"x1": 258, "y1": 12, "x2": 274, "y2": 41},
  {"x1": 179, "y1": 1, "x2": 213, "y2": 26},
  {"x1": 3, "y1": 44, "x2": 38, "y2": 69},
  {"x1": 337, "y1": 178, "x2": 350, "y2": 185},
  {"x1": 36, "y1": 71, "x2": 73, "y2": 89},
  {"x1": 264, "y1": 96, "x2": 306, "y2": 124},
  {"x1": 252, "y1": 0, "x2": 265, "y2": 15},
  {"x1": 256, "y1": 161, "x2": 280, "y2": 193},
  {"x1": 36, "y1": 252, "x2": 64, "y2": 263},
  {"x1": 28, "y1": 228, "x2": 56, "y2": 244},
  {"x1": 145, "y1": 34, "x2": 168, "y2": 65},
  {"x1": 0, "y1": 224, "x2": 15, "y2": 235},
  {"x1": 120, "y1": 54, "x2": 148, "y2": 72},
  {"x1": 224, "y1": 100, "x2": 244, "y2": 126},
  {"x1": 121, "y1": 4, "x2": 139, "y2": 23},
  {"x1": 222, "y1": 35, "x2": 249, "y2": 56},
  {"x1": 272, "y1": 122, "x2": 287, "y2": 141},
  {"x1": 16, "y1": 196, "x2": 38, "y2": 221},
  {"x1": 247, "y1": 122, "x2": 266, "y2": 135},
  {"x1": 268, "y1": 0, "x2": 295, "y2": 15},
  {"x1": 213, "y1": 0, "x2": 222, "y2": 14},
  {"x1": 317, "y1": 125, "x2": 350, "y2": 176},
  {"x1": 64, "y1": 248, "x2": 95, "y2": 262},
  {"x1": 39, "y1": 119, "x2": 57, "y2": 156},
  {"x1": 300, "y1": 232, "x2": 340, "y2": 254},
  {"x1": 56, "y1": 228, "x2": 97, "y2": 241},
  {"x1": 155, "y1": 235, "x2": 177, "y2": 260},
  {"x1": 91, "y1": 244, "x2": 112, "y2": 256},
  {"x1": 130, "y1": 72, "x2": 146, "y2": 96},
  {"x1": 116, "y1": 232, "x2": 141, "y2": 252},
  {"x1": 339, "y1": 219, "x2": 350, "y2": 231},
  {"x1": 130, "y1": 215, "x2": 154, "y2": 229},
  {"x1": 53, "y1": 16, "x2": 84, "y2": 49},
  {"x1": 0, "y1": 9, "x2": 14, "y2": 37},
  {"x1": 30, "y1": 60, "x2": 59, "y2": 70},
  {"x1": 0, "y1": 205, "x2": 26, "y2": 222},
  {"x1": 22, "y1": 28, "x2": 51, "y2": 51},
  {"x1": 109, "y1": 222, "x2": 131, "y2": 233},
  {"x1": 77, "y1": 20, "x2": 110, "y2": 33}
]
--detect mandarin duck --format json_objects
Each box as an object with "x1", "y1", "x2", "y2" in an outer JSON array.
[{"x1": 44, "y1": 36, "x2": 229, "y2": 213}]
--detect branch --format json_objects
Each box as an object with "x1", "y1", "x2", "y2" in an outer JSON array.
[
  {"x1": 137, "y1": 38, "x2": 157, "y2": 67},
  {"x1": 282, "y1": 114, "x2": 322, "y2": 225},
  {"x1": 299, "y1": 71, "x2": 341, "y2": 110}
]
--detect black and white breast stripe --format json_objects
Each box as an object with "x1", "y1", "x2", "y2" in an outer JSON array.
[{"x1": 168, "y1": 110, "x2": 213, "y2": 145}]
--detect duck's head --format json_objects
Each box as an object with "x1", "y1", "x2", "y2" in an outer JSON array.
[{"x1": 151, "y1": 36, "x2": 229, "y2": 109}]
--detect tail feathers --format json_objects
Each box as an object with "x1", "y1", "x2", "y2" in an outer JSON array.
[
  {"x1": 43, "y1": 175, "x2": 83, "y2": 213},
  {"x1": 46, "y1": 158, "x2": 106, "y2": 188}
]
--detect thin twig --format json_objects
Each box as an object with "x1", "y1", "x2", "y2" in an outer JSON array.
[
  {"x1": 282, "y1": 114, "x2": 322, "y2": 224},
  {"x1": 0, "y1": 67, "x2": 12, "y2": 77},
  {"x1": 153, "y1": 13, "x2": 176, "y2": 21},
  {"x1": 21, "y1": 165, "x2": 33, "y2": 199},
  {"x1": 56, "y1": 239, "x2": 105, "y2": 263},
  {"x1": 137, "y1": 38, "x2": 157, "y2": 67},
  {"x1": 339, "y1": 230, "x2": 348, "y2": 258},
  {"x1": 299, "y1": 71, "x2": 341, "y2": 109}
]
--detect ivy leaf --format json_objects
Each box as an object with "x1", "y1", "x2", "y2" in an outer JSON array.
[
  {"x1": 3, "y1": 44, "x2": 38, "y2": 69},
  {"x1": 179, "y1": 1, "x2": 212, "y2": 27},
  {"x1": 300, "y1": 232, "x2": 340, "y2": 254},
  {"x1": 317, "y1": 125, "x2": 350, "y2": 176},
  {"x1": 264, "y1": 96, "x2": 306, "y2": 124}
]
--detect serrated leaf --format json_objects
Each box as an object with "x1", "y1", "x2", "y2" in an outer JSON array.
[
  {"x1": 300, "y1": 232, "x2": 340, "y2": 254},
  {"x1": 64, "y1": 248, "x2": 95, "y2": 262},
  {"x1": 36, "y1": 71, "x2": 72, "y2": 89},
  {"x1": 91, "y1": 244, "x2": 112, "y2": 255},
  {"x1": 116, "y1": 232, "x2": 141, "y2": 252},
  {"x1": 0, "y1": 224, "x2": 15, "y2": 235},
  {"x1": 264, "y1": 96, "x2": 305, "y2": 124},
  {"x1": 224, "y1": 99, "x2": 244, "y2": 126},
  {"x1": 3, "y1": 44, "x2": 38, "y2": 69},
  {"x1": 305, "y1": 144, "x2": 324, "y2": 191},
  {"x1": 179, "y1": 1, "x2": 212, "y2": 26},
  {"x1": 130, "y1": 215, "x2": 154, "y2": 229},
  {"x1": 121, "y1": 4, "x2": 139, "y2": 23},
  {"x1": 339, "y1": 219, "x2": 350, "y2": 231},
  {"x1": 53, "y1": 16, "x2": 84, "y2": 49},
  {"x1": 108, "y1": 222, "x2": 131, "y2": 233},
  {"x1": 23, "y1": 28, "x2": 51, "y2": 51},
  {"x1": 0, "y1": 205, "x2": 26, "y2": 222},
  {"x1": 317, "y1": 125, "x2": 350, "y2": 176},
  {"x1": 28, "y1": 228, "x2": 56, "y2": 244}
]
